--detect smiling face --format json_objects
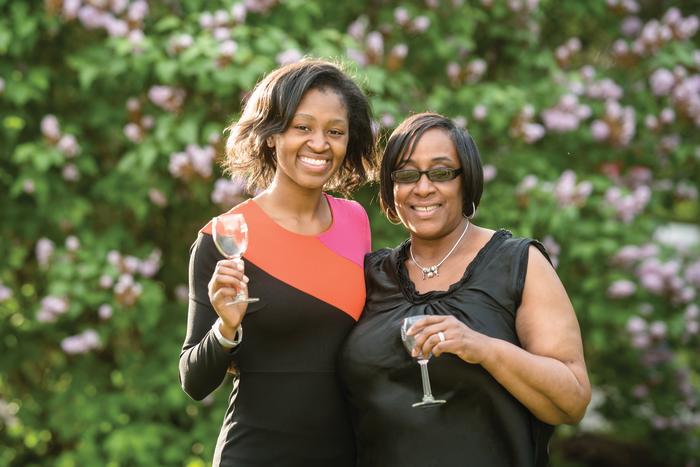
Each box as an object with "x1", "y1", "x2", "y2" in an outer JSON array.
[
  {"x1": 393, "y1": 128, "x2": 465, "y2": 240},
  {"x1": 268, "y1": 87, "x2": 349, "y2": 193}
]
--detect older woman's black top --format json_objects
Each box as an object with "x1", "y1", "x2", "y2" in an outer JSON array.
[{"x1": 339, "y1": 230, "x2": 554, "y2": 467}]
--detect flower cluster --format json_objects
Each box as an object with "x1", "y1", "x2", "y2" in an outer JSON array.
[
  {"x1": 197, "y1": 6, "x2": 246, "y2": 66},
  {"x1": 510, "y1": 105, "x2": 545, "y2": 144},
  {"x1": 61, "y1": 329, "x2": 101, "y2": 355},
  {"x1": 590, "y1": 100, "x2": 636, "y2": 147},
  {"x1": 554, "y1": 37, "x2": 581, "y2": 68},
  {"x1": 553, "y1": 170, "x2": 593, "y2": 208},
  {"x1": 541, "y1": 94, "x2": 591, "y2": 133},
  {"x1": 611, "y1": 242, "x2": 698, "y2": 304},
  {"x1": 148, "y1": 85, "x2": 186, "y2": 113},
  {"x1": 211, "y1": 178, "x2": 247, "y2": 207},
  {"x1": 612, "y1": 7, "x2": 698, "y2": 62},
  {"x1": 37, "y1": 295, "x2": 69, "y2": 323},
  {"x1": 40, "y1": 115, "x2": 82, "y2": 181},
  {"x1": 169, "y1": 144, "x2": 216, "y2": 180},
  {"x1": 56, "y1": 0, "x2": 149, "y2": 52},
  {"x1": 447, "y1": 58, "x2": 487, "y2": 86},
  {"x1": 36, "y1": 237, "x2": 56, "y2": 269},
  {"x1": 345, "y1": 14, "x2": 415, "y2": 69},
  {"x1": 0, "y1": 282, "x2": 13, "y2": 302},
  {"x1": 123, "y1": 97, "x2": 154, "y2": 143},
  {"x1": 648, "y1": 66, "x2": 700, "y2": 128},
  {"x1": 102, "y1": 249, "x2": 161, "y2": 306}
]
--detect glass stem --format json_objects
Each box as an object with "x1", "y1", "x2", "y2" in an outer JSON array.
[{"x1": 418, "y1": 360, "x2": 434, "y2": 399}]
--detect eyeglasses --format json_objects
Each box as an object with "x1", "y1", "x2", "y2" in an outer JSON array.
[{"x1": 391, "y1": 168, "x2": 463, "y2": 184}]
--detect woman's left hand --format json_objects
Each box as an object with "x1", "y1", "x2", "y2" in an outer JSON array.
[{"x1": 407, "y1": 315, "x2": 492, "y2": 364}]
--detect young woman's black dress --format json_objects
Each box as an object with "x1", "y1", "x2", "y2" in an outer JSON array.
[{"x1": 340, "y1": 230, "x2": 554, "y2": 467}]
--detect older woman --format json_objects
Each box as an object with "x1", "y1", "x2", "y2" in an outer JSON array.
[{"x1": 340, "y1": 112, "x2": 590, "y2": 467}]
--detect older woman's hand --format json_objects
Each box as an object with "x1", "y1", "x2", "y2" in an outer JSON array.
[
  {"x1": 407, "y1": 315, "x2": 493, "y2": 364},
  {"x1": 208, "y1": 258, "x2": 250, "y2": 336}
]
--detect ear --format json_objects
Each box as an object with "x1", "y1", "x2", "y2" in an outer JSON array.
[{"x1": 266, "y1": 137, "x2": 275, "y2": 148}]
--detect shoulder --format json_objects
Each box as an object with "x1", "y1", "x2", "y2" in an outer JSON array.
[
  {"x1": 326, "y1": 194, "x2": 368, "y2": 220},
  {"x1": 199, "y1": 199, "x2": 254, "y2": 235}
]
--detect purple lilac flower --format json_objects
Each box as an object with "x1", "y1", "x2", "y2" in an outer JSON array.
[
  {"x1": 365, "y1": 32, "x2": 384, "y2": 56},
  {"x1": 62, "y1": 164, "x2": 80, "y2": 182},
  {"x1": 394, "y1": 7, "x2": 410, "y2": 25},
  {"x1": 175, "y1": 284, "x2": 189, "y2": 303},
  {"x1": 65, "y1": 236, "x2": 80, "y2": 251},
  {"x1": 148, "y1": 188, "x2": 168, "y2": 207},
  {"x1": 61, "y1": 329, "x2": 101, "y2": 354},
  {"x1": 0, "y1": 283, "x2": 12, "y2": 302},
  {"x1": 41, "y1": 115, "x2": 61, "y2": 140},
  {"x1": 99, "y1": 274, "x2": 114, "y2": 289},
  {"x1": 608, "y1": 279, "x2": 637, "y2": 298},
  {"x1": 482, "y1": 165, "x2": 497, "y2": 183},
  {"x1": 36, "y1": 238, "x2": 55, "y2": 268},
  {"x1": 412, "y1": 16, "x2": 430, "y2": 32},
  {"x1": 37, "y1": 296, "x2": 69, "y2": 323},
  {"x1": 57, "y1": 134, "x2": 80, "y2": 157},
  {"x1": 650, "y1": 68, "x2": 675, "y2": 96},
  {"x1": 211, "y1": 178, "x2": 247, "y2": 206},
  {"x1": 124, "y1": 123, "x2": 143, "y2": 142},
  {"x1": 231, "y1": 4, "x2": 247, "y2": 23},
  {"x1": 276, "y1": 49, "x2": 303, "y2": 66},
  {"x1": 98, "y1": 304, "x2": 113, "y2": 320}
]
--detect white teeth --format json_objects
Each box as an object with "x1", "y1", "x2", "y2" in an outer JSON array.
[
  {"x1": 414, "y1": 205, "x2": 439, "y2": 212},
  {"x1": 299, "y1": 156, "x2": 328, "y2": 166}
]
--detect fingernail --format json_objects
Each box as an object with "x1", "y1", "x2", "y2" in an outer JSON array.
[{"x1": 243, "y1": 275, "x2": 249, "y2": 283}]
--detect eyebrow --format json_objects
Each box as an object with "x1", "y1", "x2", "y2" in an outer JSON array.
[
  {"x1": 401, "y1": 155, "x2": 455, "y2": 165},
  {"x1": 294, "y1": 113, "x2": 348, "y2": 125}
]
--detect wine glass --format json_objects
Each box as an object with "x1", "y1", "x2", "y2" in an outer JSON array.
[
  {"x1": 400, "y1": 315, "x2": 446, "y2": 408},
  {"x1": 211, "y1": 212, "x2": 259, "y2": 305}
]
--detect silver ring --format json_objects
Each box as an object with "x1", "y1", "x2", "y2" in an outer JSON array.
[{"x1": 438, "y1": 331, "x2": 446, "y2": 343}]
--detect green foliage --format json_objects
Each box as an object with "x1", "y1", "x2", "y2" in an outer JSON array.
[{"x1": 1, "y1": 0, "x2": 699, "y2": 465}]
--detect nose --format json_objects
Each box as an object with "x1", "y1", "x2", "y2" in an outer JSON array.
[
  {"x1": 412, "y1": 172, "x2": 435, "y2": 196},
  {"x1": 306, "y1": 129, "x2": 329, "y2": 153}
]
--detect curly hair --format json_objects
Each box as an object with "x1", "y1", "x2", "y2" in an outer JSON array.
[
  {"x1": 223, "y1": 59, "x2": 377, "y2": 196},
  {"x1": 379, "y1": 112, "x2": 483, "y2": 223}
]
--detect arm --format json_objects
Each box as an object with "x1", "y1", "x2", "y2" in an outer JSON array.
[
  {"x1": 178, "y1": 234, "x2": 248, "y2": 401},
  {"x1": 410, "y1": 245, "x2": 591, "y2": 425}
]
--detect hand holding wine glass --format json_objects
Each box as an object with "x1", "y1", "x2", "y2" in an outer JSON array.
[
  {"x1": 211, "y1": 213, "x2": 259, "y2": 306},
  {"x1": 401, "y1": 315, "x2": 446, "y2": 408}
]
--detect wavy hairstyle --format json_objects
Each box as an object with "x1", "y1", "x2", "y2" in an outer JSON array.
[
  {"x1": 223, "y1": 59, "x2": 377, "y2": 196},
  {"x1": 379, "y1": 112, "x2": 484, "y2": 223}
]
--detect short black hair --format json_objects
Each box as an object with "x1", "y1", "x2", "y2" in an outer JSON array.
[
  {"x1": 380, "y1": 112, "x2": 483, "y2": 223},
  {"x1": 224, "y1": 59, "x2": 377, "y2": 195}
]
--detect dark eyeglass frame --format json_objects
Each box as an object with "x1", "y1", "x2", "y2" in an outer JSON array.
[{"x1": 390, "y1": 167, "x2": 463, "y2": 184}]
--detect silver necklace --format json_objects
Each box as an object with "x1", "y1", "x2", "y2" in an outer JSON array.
[{"x1": 410, "y1": 220, "x2": 470, "y2": 280}]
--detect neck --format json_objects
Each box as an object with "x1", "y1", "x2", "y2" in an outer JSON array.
[
  {"x1": 410, "y1": 218, "x2": 470, "y2": 264},
  {"x1": 257, "y1": 179, "x2": 326, "y2": 219}
]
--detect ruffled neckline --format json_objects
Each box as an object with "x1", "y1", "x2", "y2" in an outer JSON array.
[{"x1": 394, "y1": 229, "x2": 511, "y2": 304}]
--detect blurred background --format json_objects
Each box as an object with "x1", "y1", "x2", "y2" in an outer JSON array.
[{"x1": 1, "y1": 0, "x2": 699, "y2": 465}]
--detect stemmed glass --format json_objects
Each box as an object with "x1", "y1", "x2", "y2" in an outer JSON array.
[
  {"x1": 401, "y1": 315, "x2": 446, "y2": 408},
  {"x1": 211, "y1": 212, "x2": 259, "y2": 305}
]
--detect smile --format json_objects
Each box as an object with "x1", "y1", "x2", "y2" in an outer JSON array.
[
  {"x1": 298, "y1": 156, "x2": 330, "y2": 167},
  {"x1": 412, "y1": 205, "x2": 440, "y2": 213}
]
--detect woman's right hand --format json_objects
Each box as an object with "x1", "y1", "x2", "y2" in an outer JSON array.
[{"x1": 208, "y1": 258, "x2": 250, "y2": 338}]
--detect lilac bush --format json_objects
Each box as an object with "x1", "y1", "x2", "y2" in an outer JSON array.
[{"x1": 1, "y1": 1, "x2": 698, "y2": 465}]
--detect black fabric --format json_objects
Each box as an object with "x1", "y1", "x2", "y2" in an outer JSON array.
[
  {"x1": 179, "y1": 233, "x2": 356, "y2": 467},
  {"x1": 339, "y1": 229, "x2": 554, "y2": 467}
]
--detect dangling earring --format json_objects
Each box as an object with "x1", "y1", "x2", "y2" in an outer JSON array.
[
  {"x1": 467, "y1": 202, "x2": 477, "y2": 220},
  {"x1": 387, "y1": 212, "x2": 403, "y2": 225}
]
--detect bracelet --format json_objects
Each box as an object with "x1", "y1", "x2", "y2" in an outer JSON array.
[{"x1": 212, "y1": 317, "x2": 242, "y2": 348}]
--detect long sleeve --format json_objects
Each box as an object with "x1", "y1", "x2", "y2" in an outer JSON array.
[{"x1": 178, "y1": 233, "x2": 237, "y2": 401}]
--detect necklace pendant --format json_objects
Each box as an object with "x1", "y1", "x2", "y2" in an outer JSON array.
[{"x1": 422, "y1": 266, "x2": 439, "y2": 280}]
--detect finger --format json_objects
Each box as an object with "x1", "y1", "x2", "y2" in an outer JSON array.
[
  {"x1": 407, "y1": 315, "x2": 447, "y2": 335},
  {"x1": 214, "y1": 264, "x2": 246, "y2": 278}
]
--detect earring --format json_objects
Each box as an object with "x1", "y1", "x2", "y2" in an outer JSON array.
[
  {"x1": 387, "y1": 212, "x2": 403, "y2": 225},
  {"x1": 467, "y1": 202, "x2": 476, "y2": 220}
]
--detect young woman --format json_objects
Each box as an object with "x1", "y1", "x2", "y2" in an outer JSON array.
[
  {"x1": 179, "y1": 60, "x2": 376, "y2": 466},
  {"x1": 340, "y1": 112, "x2": 590, "y2": 467}
]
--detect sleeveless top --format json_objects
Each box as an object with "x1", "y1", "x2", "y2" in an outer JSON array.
[
  {"x1": 179, "y1": 194, "x2": 371, "y2": 466},
  {"x1": 339, "y1": 229, "x2": 554, "y2": 467}
]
